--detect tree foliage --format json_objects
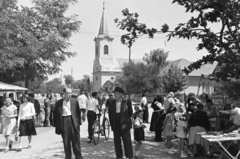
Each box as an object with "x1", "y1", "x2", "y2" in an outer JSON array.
[
  {"x1": 115, "y1": 1, "x2": 240, "y2": 81},
  {"x1": 162, "y1": 65, "x2": 188, "y2": 93},
  {"x1": 28, "y1": 78, "x2": 46, "y2": 94},
  {"x1": 72, "y1": 75, "x2": 93, "y2": 92},
  {"x1": 220, "y1": 81, "x2": 240, "y2": 100},
  {"x1": 0, "y1": 0, "x2": 81, "y2": 88},
  {"x1": 143, "y1": 48, "x2": 169, "y2": 68},
  {"x1": 116, "y1": 61, "x2": 161, "y2": 94},
  {"x1": 64, "y1": 75, "x2": 74, "y2": 86},
  {"x1": 100, "y1": 80, "x2": 115, "y2": 93},
  {"x1": 45, "y1": 78, "x2": 65, "y2": 93}
]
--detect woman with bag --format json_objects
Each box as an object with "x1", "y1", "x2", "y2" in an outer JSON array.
[
  {"x1": 0, "y1": 97, "x2": 18, "y2": 153},
  {"x1": 16, "y1": 95, "x2": 37, "y2": 152}
]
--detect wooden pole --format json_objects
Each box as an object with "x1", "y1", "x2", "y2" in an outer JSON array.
[
  {"x1": 71, "y1": 67, "x2": 73, "y2": 89},
  {"x1": 129, "y1": 46, "x2": 131, "y2": 63}
]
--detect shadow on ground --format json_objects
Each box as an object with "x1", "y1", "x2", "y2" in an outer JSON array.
[{"x1": 33, "y1": 131, "x2": 188, "y2": 159}]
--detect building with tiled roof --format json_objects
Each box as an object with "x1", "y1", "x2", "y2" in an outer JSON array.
[
  {"x1": 92, "y1": 6, "x2": 142, "y2": 91},
  {"x1": 165, "y1": 58, "x2": 218, "y2": 95}
]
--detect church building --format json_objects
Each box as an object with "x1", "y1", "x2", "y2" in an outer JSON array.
[{"x1": 92, "y1": 6, "x2": 142, "y2": 91}]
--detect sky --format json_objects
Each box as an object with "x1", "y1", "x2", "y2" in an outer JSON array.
[{"x1": 17, "y1": 0, "x2": 210, "y2": 81}]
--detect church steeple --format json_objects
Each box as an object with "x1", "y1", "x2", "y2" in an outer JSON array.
[
  {"x1": 94, "y1": 2, "x2": 114, "y2": 60},
  {"x1": 98, "y1": 2, "x2": 110, "y2": 37}
]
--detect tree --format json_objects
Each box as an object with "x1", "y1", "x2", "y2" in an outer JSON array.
[
  {"x1": 78, "y1": 75, "x2": 93, "y2": 93},
  {"x1": 64, "y1": 75, "x2": 74, "y2": 86},
  {"x1": 115, "y1": 1, "x2": 240, "y2": 81},
  {"x1": 71, "y1": 75, "x2": 93, "y2": 93},
  {"x1": 116, "y1": 61, "x2": 161, "y2": 94},
  {"x1": 101, "y1": 80, "x2": 115, "y2": 93},
  {"x1": 45, "y1": 78, "x2": 64, "y2": 93},
  {"x1": 162, "y1": 65, "x2": 188, "y2": 93},
  {"x1": 143, "y1": 48, "x2": 169, "y2": 68},
  {"x1": 220, "y1": 81, "x2": 240, "y2": 100},
  {"x1": 0, "y1": 0, "x2": 81, "y2": 88},
  {"x1": 28, "y1": 78, "x2": 46, "y2": 94}
]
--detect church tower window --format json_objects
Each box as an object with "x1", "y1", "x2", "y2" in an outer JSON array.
[
  {"x1": 96, "y1": 46, "x2": 98, "y2": 56},
  {"x1": 104, "y1": 45, "x2": 108, "y2": 54}
]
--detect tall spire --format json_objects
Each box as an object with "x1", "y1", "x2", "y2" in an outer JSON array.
[{"x1": 98, "y1": 2, "x2": 109, "y2": 36}]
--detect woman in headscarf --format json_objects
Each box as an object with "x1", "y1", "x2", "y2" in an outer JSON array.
[{"x1": 149, "y1": 95, "x2": 166, "y2": 142}]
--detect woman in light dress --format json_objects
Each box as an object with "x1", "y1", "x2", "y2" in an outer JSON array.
[
  {"x1": 1, "y1": 97, "x2": 18, "y2": 153},
  {"x1": 17, "y1": 95, "x2": 37, "y2": 151}
]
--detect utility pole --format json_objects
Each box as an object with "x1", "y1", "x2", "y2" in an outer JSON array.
[
  {"x1": 71, "y1": 67, "x2": 73, "y2": 89},
  {"x1": 129, "y1": 46, "x2": 131, "y2": 63}
]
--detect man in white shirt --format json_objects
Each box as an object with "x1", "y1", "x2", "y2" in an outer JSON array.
[
  {"x1": 54, "y1": 88, "x2": 83, "y2": 159},
  {"x1": 108, "y1": 87, "x2": 133, "y2": 159},
  {"x1": 86, "y1": 92, "x2": 99, "y2": 143},
  {"x1": 77, "y1": 91, "x2": 88, "y2": 121}
]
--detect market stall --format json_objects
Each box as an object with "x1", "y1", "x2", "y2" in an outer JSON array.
[
  {"x1": 199, "y1": 131, "x2": 240, "y2": 159},
  {"x1": 0, "y1": 82, "x2": 27, "y2": 91}
]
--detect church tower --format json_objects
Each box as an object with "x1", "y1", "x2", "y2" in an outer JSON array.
[
  {"x1": 93, "y1": 3, "x2": 115, "y2": 91},
  {"x1": 94, "y1": 3, "x2": 114, "y2": 59}
]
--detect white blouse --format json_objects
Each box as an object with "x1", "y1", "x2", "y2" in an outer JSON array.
[{"x1": 18, "y1": 102, "x2": 36, "y2": 123}]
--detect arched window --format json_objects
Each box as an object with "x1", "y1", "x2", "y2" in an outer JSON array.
[
  {"x1": 104, "y1": 45, "x2": 108, "y2": 54},
  {"x1": 96, "y1": 76, "x2": 98, "y2": 81}
]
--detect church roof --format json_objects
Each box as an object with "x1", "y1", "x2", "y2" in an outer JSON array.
[
  {"x1": 164, "y1": 58, "x2": 218, "y2": 76},
  {"x1": 99, "y1": 58, "x2": 143, "y2": 72},
  {"x1": 97, "y1": 4, "x2": 113, "y2": 39}
]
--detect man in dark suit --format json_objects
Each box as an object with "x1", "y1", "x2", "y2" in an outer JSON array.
[
  {"x1": 54, "y1": 88, "x2": 83, "y2": 159},
  {"x1": 108, "y1": 87, "x2": 133, "y2": 159},
  {"x1": 106, "y1": 92, "x2": 114, "y2": 109}
]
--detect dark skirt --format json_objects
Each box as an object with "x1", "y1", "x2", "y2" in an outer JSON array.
[
  {"x1": 134, "y1": 127, "x2": 145, "y2": 141},
  {"x1": 149, "y1": 110, "x2": 166, "y2": 131},
  {"x1": 19, "y1": 119, "x2": 37, "y2": 136}
]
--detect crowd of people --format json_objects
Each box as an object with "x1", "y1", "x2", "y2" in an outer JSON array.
[
  {"x1": 0, "y1": 88, "x2": 239, "y2": 159},
  {"x1": 147, "y1": 91, "x2": 240, "y2": 158}
]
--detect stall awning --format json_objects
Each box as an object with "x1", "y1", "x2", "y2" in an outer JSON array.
[{"x1": 0, "y1": 82, "x2": 27, "y2": 91}]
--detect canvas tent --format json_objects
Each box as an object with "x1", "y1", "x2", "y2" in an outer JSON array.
[{"x1": 0, "y1": 82, "x2": 27, "y2": 91}]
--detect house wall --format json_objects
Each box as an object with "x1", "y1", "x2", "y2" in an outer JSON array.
[{"x1": 184, "y1": 76, "x2": 216, "y2": 96}]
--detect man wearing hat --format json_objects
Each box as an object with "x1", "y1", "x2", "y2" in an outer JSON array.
[
  {"x1": 54, "y1": 88, "x2": 83, "y2": 159},
  {"x1": 108, "y1": 87, "x2": 133, "y2": 159}
]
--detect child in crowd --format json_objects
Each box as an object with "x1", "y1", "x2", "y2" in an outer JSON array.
[
  {"x1": 39, "y1": 109, "x2": 45, "y2": 126},
  {"x1": 175, "y1": 104, "x2": 188, "y2": 158},
  {"x1": 133, "y1": 105, "x2": 146, "y2": 158},
  {"x1": 163, "y1": 106, "x2": 177, "y2": 154}
]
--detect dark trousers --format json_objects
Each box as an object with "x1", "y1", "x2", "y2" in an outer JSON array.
[
  {"x1": 50, "y1": 105, "x2": 55, "y2": 126},
  {"x1": 80, "y1": 108, "x2": 86, "y2": 122},
  {"x1": 87, "y1": 111, "x2": 96, "y2": 140},
  {"x1": 61, "y1": 116, "x2": 83, "y2": 159},
  {"x1": 143, "y1": 105, "x2": 149, "y2": 123},
  {"x1": 44, "y1": 107, "x2": 51, "y2": 126},
  {"x1": 113, "y1": 114, "x2": 133, "y2": 158}
]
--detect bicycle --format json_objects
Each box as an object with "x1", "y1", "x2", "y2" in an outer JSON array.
[{"x1": 92, "y1": 108, "x2": 110, "y2": 145}]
